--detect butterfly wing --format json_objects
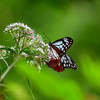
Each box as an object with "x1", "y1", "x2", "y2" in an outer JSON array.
[
  {"x1": 60, "y1": 54, "x2": 77, "y2": 70},
  {"x1": 52, "y1": 37, "x2": 73, "y2": 55},
  {"x1": 47, "y1": 47, "x2": 64, "y2": 72},
  {"x1": 47, "y1": 37, "x2": 77, "y2": 72},
  {"x1": 47, "y1": 58, "x2": 64, "y2": 72}
]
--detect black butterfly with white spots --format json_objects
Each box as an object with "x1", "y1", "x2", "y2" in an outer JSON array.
[{"x1": 46, "y1": 37, "x2": 77, "y2": 72}]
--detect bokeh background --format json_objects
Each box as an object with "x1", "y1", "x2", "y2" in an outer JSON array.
[{"x1": 0, "y1": 0, "x2": 100, "y2": 100}]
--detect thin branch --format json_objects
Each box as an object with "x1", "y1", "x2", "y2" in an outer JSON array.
[
  {"x1": 0, "y1": 55, "x2": 20, "y2": 82},
  {"x1": 26, "y1": 76, "x2": 35, "y2": 100},
  {"x1": 1, "y1": 55, "x2": 9, "y2": 67},
  {"x1": 3, "y1": 94, "x2": 9, "y2": 100}
]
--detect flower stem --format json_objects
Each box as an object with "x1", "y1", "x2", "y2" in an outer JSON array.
[
  {"x1": 1, "y1": 55, "x2": 9, "y2": 67},
  {"x1": 0, "y1": 55, "x2": 20, "y2": 82}
]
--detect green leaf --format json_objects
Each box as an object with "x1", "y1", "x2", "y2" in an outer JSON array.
[
  {"x1": 0, "y1": 65, "x2": 7, "y2": 75},
  {"x1": 80, "y1": 53, "x2": 100, "y2": 91},
  {"x1": 15, "y1": 60, "x2": 84, "y2": 100}
]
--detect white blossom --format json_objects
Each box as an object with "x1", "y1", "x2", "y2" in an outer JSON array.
[
  {"x1": 36, "y1": 48, "x2": 44, "y2": 54},
  {"x1": 4, "y1": 22, "x2": 34, "y2": 36},
  {"x1": 2, "y1": 22, "x2": 51, "y2": 71}
]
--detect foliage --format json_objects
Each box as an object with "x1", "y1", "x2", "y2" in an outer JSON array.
[{"x1": 6, "y1": 60, "x2": 84, "y2": 100}]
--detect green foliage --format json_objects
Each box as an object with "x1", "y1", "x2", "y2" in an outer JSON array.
[
  {"x1": 13, "y1": 61, "x2": 84, "y2": 100},
  {"x1": 80, "y1": 53, "x2": 100, "y2": 91}
]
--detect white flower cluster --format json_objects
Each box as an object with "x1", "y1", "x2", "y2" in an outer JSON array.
[
  {"x1": 2, "y1": 22, "x2": 51, "y2": 71},
  {"x1": 4, "y1": 22, "x2": 34, "y2": 35},
  {"x1": 4, "y1": 22, "x2": 35, "y2": 52},
  {"x1": 22, "y1": 33, "x2": 51, "y2": 70},
  {"x1": 22, "y1": 33, "x2": 51, "y2": 67},
  {"x1": 0, "y1": 45, "x2": 5, "y2": 48}
]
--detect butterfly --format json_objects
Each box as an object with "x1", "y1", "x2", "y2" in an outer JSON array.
[{"x1": 46, "y1": 37, "x2": 77, "y2": 72}]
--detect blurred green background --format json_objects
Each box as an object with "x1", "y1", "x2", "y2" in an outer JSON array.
[{"x1": 0, "y1": 0, "x2": 100, "y2": 100}]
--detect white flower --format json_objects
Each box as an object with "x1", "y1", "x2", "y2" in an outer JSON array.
[
  {"x1": 37, "y1": 65, "x2": 41, "y2": 71},
  {"x1": 36, "y1": 48, "x2": 44, "y2": 54},
  {"x1": 21, "y1": 52, "x2": 28, "y2": 57},
  {"x1": 0, "y1": 49, "x2": 7, "y2": 57},
  {"x1": 30, "y1": 61, "x2": 34, "y2": 66},
  {"x1": 10, "y1": 46, "x2": 15, "y2": 51},
  {"x1": 3, "y1": 22, "x2": 51, "y2": 71},
  {"x1": 0, "y1": 45, "x2": 5, "y2": 48}
]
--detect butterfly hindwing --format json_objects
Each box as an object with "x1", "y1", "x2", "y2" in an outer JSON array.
[
  {"x1": 46, "y1": 47, "x2": 64, "y2": 72},
  {"x1": 52, "y1": 37, "x2": 73, "y2": 54},
  {"x1": 60, "y1": 54, "x2": 77, "y2": 69}
]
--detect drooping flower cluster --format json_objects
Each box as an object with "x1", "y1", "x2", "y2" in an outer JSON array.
[{"x1": 1, "y1": 22, "x2": 51, "y2": 71}]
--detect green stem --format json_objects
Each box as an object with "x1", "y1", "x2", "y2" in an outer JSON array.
[
  {"x1": 0, "y1": 55, "x2": 20, "y2": 82},
  {"x1": 1, "y1": 55, "x2": 9, "y2": 67}
]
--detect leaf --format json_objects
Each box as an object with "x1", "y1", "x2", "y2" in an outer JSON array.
[
  {"x1": 80, "y1": 53, "x2": 100, "y2": 91},
  {"x1": 0, "y1": 65, "x2": 7, "y2": 75},
  {"x1": 15, "y1": 60, "x2": 84, "y2": 100}
]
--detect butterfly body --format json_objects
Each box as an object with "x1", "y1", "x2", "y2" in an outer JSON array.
[
  {"x1": 47, "y1": 37, "x2": 77, "y2": 72},
  {"x1": 47, "y1": 44, "x2": 64, "y2": 72}
]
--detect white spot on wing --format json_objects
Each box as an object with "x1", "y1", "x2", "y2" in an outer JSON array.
[
  {"x1": 53, "y1": 41, "x2": 63, "y2": 45},
  {"x1": 63, "y1": 38, "x2": 68, "y2": 43}
]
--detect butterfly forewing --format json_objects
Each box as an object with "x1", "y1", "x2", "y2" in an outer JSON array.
[
  {"x1": 61, "y1": 54, "x2": 77, "y2": 69},
  {"x1": 52, "y1": 37, "x2": 73, "y2": 55}
]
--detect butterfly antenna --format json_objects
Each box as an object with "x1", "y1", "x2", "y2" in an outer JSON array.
[
  {"x1": 42, "y1": 32, "x2": 53, "y2": 47},
  {"x1": 42, "y1": 32, "x2": 51, "y2": 42},
  {"x1": 42, "y1": 32, "x2": 57, "y2": 58}
]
